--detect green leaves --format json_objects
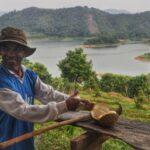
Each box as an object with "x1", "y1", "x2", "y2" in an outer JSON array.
[
  {"x1": 100, "y1": 73, "x2": 150, "y2": 101},
  {"x1": 58, "y1": 48, "x2": 96, "y2": 83},
  {"x1": 23, "y1": 59, "x2": 52, "y2": 84}
]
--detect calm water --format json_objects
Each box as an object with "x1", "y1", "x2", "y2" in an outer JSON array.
[{"x1": 28, "y1": 39, "x2": 150, "y2": 77}]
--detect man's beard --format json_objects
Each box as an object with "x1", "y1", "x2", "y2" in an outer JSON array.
[{"x1": 2, "y1": 56, "x2": 23, "y2": 71}]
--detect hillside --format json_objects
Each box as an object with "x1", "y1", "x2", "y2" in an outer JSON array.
[
  {"x1": 0, "y1": 11, "x2": 6, "y2": 16},
  {"x1": 104, "y1": 9, "x2": 131, "y2": 14},
  {"x1": 0, "y1": 6, "x2": 150, "y2": 38}
]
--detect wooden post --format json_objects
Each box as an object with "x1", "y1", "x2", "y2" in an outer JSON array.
[{"x1": 71, "y1": 131, "x2": 109, "y2": 150}]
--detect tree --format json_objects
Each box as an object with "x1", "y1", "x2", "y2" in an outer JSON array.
[
  {"x1": 127, "y1": 74, "x2": 150, "y2": 99},
  {"x1": 134, "y1": 89, "x2": 146, "y2": 109},
  {"x1": 58, "y1": 48, "x2": 97, "y2": 84},
  {"x1": 23, "y1": 59, "x2": 52, "y2": 84}
]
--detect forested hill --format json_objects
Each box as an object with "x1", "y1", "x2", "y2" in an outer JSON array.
[{"x1": 0, "y1": 6, "x2": 150, "y2": 38}]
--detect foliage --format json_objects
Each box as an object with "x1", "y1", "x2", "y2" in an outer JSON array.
[
  {"x1": 58, "y1": 48, "x2": 97, "y2": 84},
  {"x1": 0, "y1": 7, "x2": 150, "y2": 39},
  {"x1": 127, "y1": 74, "x2": 150, "y2": 99},
  {"x1": 80, "y1": 90, "x2": 150, "y2": 122},
  {"x1": 100, "y1": 73, "x2": 150, "y2": 100},
  {"x1": 84, "y1": 33, "x2": 119, "y2": 45},
  {"x1": 35, "y1": 123, "x2": 83, "y2": 150},
  {"x1": 35, "y1": 89, "x2": 150, "y2": 150},
  {"x1": 103, "y1": 138, "x2": 134, "y2": 150},
  {"x1": 51, "y1": 77, "x2": 82, "y2": 94},
  {"x1": 23, "y1": 59, "x2": 52, "y2": 84},
  {"x1": 83, "y1": 73, "x2": 100, "y2": 90},
  {"x1": 134, "y1": 89, "x2": 146, "y2": 108},
  {"x1": 143, "y1": 52, "x2": 150, "y2": 60},
  {"x1": 100, "y1": 73, "x2": 131, "y2": 96}
]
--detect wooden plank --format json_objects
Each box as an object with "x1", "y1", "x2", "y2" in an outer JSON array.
[
  {"x1": 59, "y1": 111, "x2": 150, "y2": 150},
  {"x1": 71, "y1": 131, "x2": 109, "y2": 150}
]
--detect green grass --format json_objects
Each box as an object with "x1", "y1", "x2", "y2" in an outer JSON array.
[{"x1": 35, "y1": 90, "x2": 150, "y2": 150}]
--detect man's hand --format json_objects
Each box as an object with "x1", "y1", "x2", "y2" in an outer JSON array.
[
  {"x1": 66, "y1": 97, "x2": 80, "y2": 111},
  {"x1": 80, "y1": 99, "x2": 94, "y2": 111},
  {"x1": 66, "y1": 98, "x2": 94, "y2": 111}
]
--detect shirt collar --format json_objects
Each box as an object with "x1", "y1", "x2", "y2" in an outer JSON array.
[{"x1": 1, "y1": 64, "x2": 27, "y2": 80}]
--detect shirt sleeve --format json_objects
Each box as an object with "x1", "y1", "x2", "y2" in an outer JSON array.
[
  {"x1": 0, "y1": 88, "x2": 68, "y2": 123},
  {"x1": 34, "y1": 76, "x2": 69, "y2": 104}
]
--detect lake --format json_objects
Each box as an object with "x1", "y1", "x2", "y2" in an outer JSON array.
[{"x1": 28, "y1": 39, "x2": 150, "y2": 77}]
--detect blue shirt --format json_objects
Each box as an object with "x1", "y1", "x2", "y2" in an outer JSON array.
[{"x1": 0, "y1": 65, "x2": 37, "y2": 150}]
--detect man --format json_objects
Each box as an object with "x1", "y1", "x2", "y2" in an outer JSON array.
[{"x1": 0, "y1": 27, "x2": 93, "y2": 150}]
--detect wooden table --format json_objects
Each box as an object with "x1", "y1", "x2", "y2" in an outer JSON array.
[{"x1": 59, "y1": 111, "x2": 150, "y2": 150}]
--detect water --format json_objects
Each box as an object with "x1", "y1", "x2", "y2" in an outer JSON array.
[{"x1": 28, "y1": 39, "x2": 150, "y2": 77}]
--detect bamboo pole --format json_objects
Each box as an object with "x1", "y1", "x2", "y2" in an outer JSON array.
[{"x1": 0, "y1": 115, "x2": 91, "y2": 149}]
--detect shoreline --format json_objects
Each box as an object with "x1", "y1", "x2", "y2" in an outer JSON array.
[
  {"x1": 135, "y1": 56, "x2": 150, "y2": 62},
  {"x1": 81, "y1": 43, "x2": 119, "y2": 48}
]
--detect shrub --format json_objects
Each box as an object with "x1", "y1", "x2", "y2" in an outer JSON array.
[
  {"x1": 127, "y1": 74, "x2": 150, "y2": 99},
  {"x1": 100, "y1": 73, "x2": 131, "y2": 96},
  {"x1": 23, "y1": 59, "x2": 52, "y2": 84}
]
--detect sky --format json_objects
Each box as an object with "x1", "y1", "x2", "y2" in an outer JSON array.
[{"x1": 0, "y1": 0, "x2": 150, "y2": 13}]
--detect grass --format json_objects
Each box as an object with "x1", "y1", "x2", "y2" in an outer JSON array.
[{"x1": 35, "y1": 90, "x2": 150, "y2": 150}]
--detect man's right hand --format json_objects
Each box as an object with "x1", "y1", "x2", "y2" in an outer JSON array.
[
  {"x1": 66, "y1": 97, "x2": 80, "y2": 111},
  {"x1": 66, "y1": 97, "x2": 94, "y2": 111}
]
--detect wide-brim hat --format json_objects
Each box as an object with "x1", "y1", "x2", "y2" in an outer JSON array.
[{"x1": 0, "y1": 27, "x2": 36, "y2": 57}]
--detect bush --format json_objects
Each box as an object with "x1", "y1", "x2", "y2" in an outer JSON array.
[
  {"x1": 83, "y1": 72, "x2": 100, "y2": 90},
  {"x1": 134, "y1": 89, "x2": 146, "y2": 108},
  {"x1": 100, "y1": 73, "x2": 131, "y2": 96},
  {"x1": 51, "y1": 77, "x2": 82, "y2": 94},
  {"x1": 127, "y1": 74, "x2": 150, "y2": 99},
  {"x1": 23, "y1": 59, "x2": 52, "y2": 84},
  {"x1": 100, "y1": 73, "x2": 150, "y2": 100}
]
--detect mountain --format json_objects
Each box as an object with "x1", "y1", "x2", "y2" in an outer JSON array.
[
  {"x1": 0, "y1": 6, "x2": 150, "y2": 38},
  {"x1": 0, "y1": 11, "x2": 6, "y2": 16},
  {"x1": 104, "y1": 9, "x2": 131, "y2": 14}
]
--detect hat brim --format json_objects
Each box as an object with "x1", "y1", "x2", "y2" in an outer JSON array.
[{"x1": 0, "y1": 40, "x2": 36, "y2": 57}]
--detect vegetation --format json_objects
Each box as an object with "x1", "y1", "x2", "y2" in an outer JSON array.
[
  {"x1": 34, "y1": 89, "x2": 150, "y2": 150},
  {"x1": 135, "y1": 52, "x2": 150, "y2": 62},
  {"x1": 144, "y1": 53, "x2": 150, "y2": 59},
  {"x1": 0, "y1": 7, "x2": 150, "y2": 39},
  {"x1": 57, "y1": 48, "x2": 98, "y2": 86},
  {"x1": 100, "y1": 73, "x2": 150, "y2": 101},
  {"x1": 0, "y1": 48, "x2": 149, "y2": 149},
  {"x1": 21, "y1": 51, "x2": 150, "y2": 150},
  {"x1": 23, "y1": 59, "x2": 52, "y2": 84},
  {"x1": 84, "y1": 33, "x2": 119, "y2": 45}
]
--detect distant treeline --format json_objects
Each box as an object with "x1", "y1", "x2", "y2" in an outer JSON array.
[
  {"x1": 143, "y1": 53, "x2": 150, "y2": 59},
  {"x1": 100, "y1": 73, "x2": 150, "y2": 100},
  {"x1": 84, "y1": 33, "x2": 119, "y2": 45},
  {"x1": 0, "y1": 6, "x2": 150, "y2": 39}
]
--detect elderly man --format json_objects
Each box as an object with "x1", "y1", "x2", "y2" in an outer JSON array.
[{"x1": 0, "y1": 27, "x2": 93, "y2": 150}]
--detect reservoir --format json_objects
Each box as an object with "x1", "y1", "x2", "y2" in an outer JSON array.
[{"x1": 28, "y1": 39, "x2": 150, "y2": 77}]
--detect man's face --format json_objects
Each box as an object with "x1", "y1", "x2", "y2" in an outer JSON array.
[{"x1": 0, "y1": 42, "x2": 26, "y2": 67}]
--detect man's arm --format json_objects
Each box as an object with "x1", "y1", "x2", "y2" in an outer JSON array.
[
  {"x1": 0, "y1": 88, "x2": 68, "y2": 123},
  {"x1": 34, "y1": 76, "x2": 69, "y2": 104}
]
